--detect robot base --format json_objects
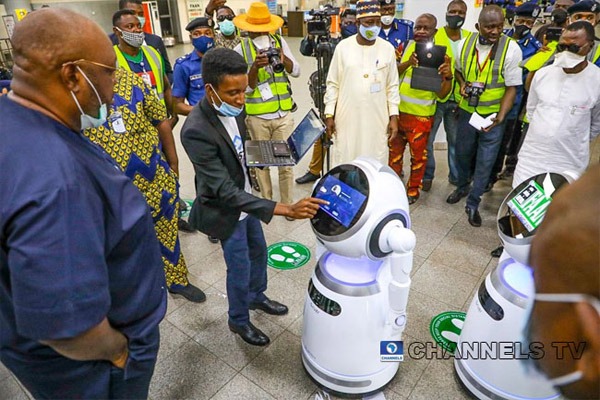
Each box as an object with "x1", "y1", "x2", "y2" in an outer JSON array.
[{"x1": 302, "y1": 349, "x2": 397, "y2": 398}]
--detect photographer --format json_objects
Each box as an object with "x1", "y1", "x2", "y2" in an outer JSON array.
[
  {"x1": 233, "y1": 3, "x2": 300, "y2": 217},
  {"x1": 296, "y1": 8, "x2": 357, "y2": 184},
  {"x1": 446, "y1": 5, "x2": 522, "y2": 227}
]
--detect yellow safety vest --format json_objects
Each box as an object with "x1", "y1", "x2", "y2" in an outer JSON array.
[
  {"x1": 588, "y1": 40, "x2": 600, "y2": 65},
  {"x1": 434, "y1": 27, "x2": 471, "y2": 103},
  {"x1": 240, "y1": 35, "x2": 293, "y2": 115},
  {"x1": 114, "y1": 45, "x2": 165, "y2": 105},
  {"x1": 459, "y1": 34, "x2": 510, "y2": 115},
  {"x1": 399, "y1": 41, "x2": 438, "y2": 117},
  {"x1": 521, "y1": 41, "x2": 558, "y2": 72}
]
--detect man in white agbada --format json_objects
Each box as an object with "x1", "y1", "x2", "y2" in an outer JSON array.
[
  {"x1": 513, "y1": 21, "x2": 600, "y2": 187},
  {"x1": 323, "y1": 0, "x2": 400, "y2": 167}
]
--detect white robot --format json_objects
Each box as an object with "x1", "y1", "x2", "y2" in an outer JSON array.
[
  {"x1": 301, "y1": 158, "x2": 416, "y2": 396},
  {"x1": 455, "y1": 172, "x2": 570, "y2": 400}
]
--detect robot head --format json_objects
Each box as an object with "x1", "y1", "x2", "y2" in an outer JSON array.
[
  {"x1": 310, "y1": 158, "x2": 411, "y2": 259},
  {"x1": 497, "y1": 172, "x2": 570, "y2": 265}
]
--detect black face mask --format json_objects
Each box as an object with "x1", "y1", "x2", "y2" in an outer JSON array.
[
  {"x1": 446, "y1": 14, "x2": 465, "y2": 29},
  {"x1": 513, "y1": 24, "x2": 531, "y2": 39}
]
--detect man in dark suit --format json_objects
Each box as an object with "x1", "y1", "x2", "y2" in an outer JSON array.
[
  {"x1": 109, "y1": 0, "x2": 173, "y2": 83},
  {"x1": 181, "y1": 48, "x2": 326, "y2": 346}
]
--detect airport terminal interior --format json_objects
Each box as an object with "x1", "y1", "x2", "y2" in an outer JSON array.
[{"x1": 0, "y1": 1, "x2": 599, "y2": 400}]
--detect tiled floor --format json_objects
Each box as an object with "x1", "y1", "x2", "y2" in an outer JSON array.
[{"x1": 3, "y1": 37, "x2": 597, "y2": 400}]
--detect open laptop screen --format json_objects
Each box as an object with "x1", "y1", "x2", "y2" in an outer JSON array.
[{"x1": 288, "y1": 109, "x2": 326, "y2": 161}]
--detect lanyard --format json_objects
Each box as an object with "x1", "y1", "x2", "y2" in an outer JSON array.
[{"x1": 475, "y1": 48, "x2": 493, "y2": 74}]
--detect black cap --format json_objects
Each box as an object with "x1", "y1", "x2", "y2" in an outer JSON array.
[
  {"x1": 186, "y1": 17, "x2": 214, "y2": 32},
  {"x1": 379, "y1": 0, "x2": 395, "y2": 5},
  {"x1": 567, "y1": 0, "x2": 599, "y2": 14},
  {"x1": 515, "y1": 1, "x2": 542, "y2": 19}
]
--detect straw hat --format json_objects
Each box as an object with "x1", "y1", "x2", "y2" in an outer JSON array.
[{"x1": 233, "y1": 2, "x2": 284, "y2": 32}]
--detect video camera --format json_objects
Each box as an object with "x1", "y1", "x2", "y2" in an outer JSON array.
[{"x1": 307, "y1": 7, "x2": 339, "y2": 37}]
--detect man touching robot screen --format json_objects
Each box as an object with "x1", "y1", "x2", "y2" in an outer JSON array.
[{"x1": 315, "y1": 175, "x2": 367, "y2": 228}]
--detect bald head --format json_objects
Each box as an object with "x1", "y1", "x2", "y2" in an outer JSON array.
[
  {"x1": 530, "y1": 165, "x2": 600, "y2": 296},
  {"x1": 479, "y1": 4, "x2": 504, "y2": 25},
  {"x1": 12, "y1": 9, "x2": 112, "y2": 76}
]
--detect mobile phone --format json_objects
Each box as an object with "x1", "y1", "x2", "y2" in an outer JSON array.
[{"x1": 545, "y1": 27, "x2": 563, "y2": 43}]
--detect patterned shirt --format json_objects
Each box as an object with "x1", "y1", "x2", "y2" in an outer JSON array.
[{"x1": 214, "y1": 31, "x2": 241, "y2": 50}]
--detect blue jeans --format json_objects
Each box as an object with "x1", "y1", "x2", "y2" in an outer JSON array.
[
  {"x1": 220, "y1": 215, "x2": 268, "y2": 326},
  {"x1": 424, "y1": 100, "x2": 459, "y2": 183},
  {"x1": 456, "y1": 109, "x2": 505, "y2": 210}
]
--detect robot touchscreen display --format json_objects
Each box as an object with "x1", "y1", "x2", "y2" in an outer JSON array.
[{"x1": 315, "y1": 175, "x2": 367, "y2": 227}]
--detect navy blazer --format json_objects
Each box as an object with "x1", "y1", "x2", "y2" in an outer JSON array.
[
  {"x1": 181, "y1": 97, "x2": 276, "y2": 240},
  {"x1": 109, "y1": 32, "x2": 173, "y2": 83}
]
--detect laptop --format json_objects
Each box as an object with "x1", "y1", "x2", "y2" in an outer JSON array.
[
  {"x1": 245, "y1": 109, "x2": 326, "y2": 167},
  {"x1": 410, "y1": 43, "x2": 447, "y2": 92}
]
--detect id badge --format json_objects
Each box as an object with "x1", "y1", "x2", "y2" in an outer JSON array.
[
  {"x1": 258, "y1": 82, "x2": 274, "y2": 101},
  {"x1": 141, "y1": 72, "x2": 152, "y2": 87},
  {"x1": 109, "y1": 111, "x2": 127, "y2": 134},
  {"x1": 370, "y1": 82, "x2": 382, "y2": 93}
]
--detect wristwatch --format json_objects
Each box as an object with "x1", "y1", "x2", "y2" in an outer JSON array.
[{"x1": 325, "y1": 114, "x2": 334, "y2": 119}]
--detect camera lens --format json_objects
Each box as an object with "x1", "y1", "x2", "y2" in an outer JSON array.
[{"x1": 270, "y1": 56, "x2": 285, "y2": 73}]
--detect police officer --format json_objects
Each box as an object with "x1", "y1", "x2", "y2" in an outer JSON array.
[
  {"x1": 378, "y1": 0, "x2": 413, "y2": 58},
  {"x1": 490, "y1": 1, "x2": 542, "y2": 185},
  {"x1": 568, "y1": 0, "x2": 600, "y2": 67},
  {"x1": 172, "y1": 17, "x2": 215, "y2": 116}
]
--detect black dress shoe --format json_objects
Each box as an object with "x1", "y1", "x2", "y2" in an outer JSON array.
[
  {"x1": 465, "y1": 206, "x2": 482, "y2": 227},
  {"x1": 249, "y1": 298, "x2": 289, "y2": 315},
  {"x1": 208, "y1": 235, "x2": 219, "y2": 244},
  {"x1": 422, "y1": 179, "x2": 432, "y2": 192},
  {"x1": 491, "y1": 245, "x2": 504, "y2": 258},
  {"x1": 295, "y1": 171, "x2": 320, "y2": 184},
  {"x1": 446, "y1": 188, "x2": 469, "y2": 204},
  {"x1": 178, "y1": 218, "x2": 195, "y2": 233},
  {"x1": 168, "y1": 283, "x2": 206, "y2": 303},
  {"x1": 228, "y1": 321, "x2": 270, "y2": 346}
]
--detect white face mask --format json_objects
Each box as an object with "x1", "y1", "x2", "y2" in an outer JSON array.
[
  {"x1": 553, "y1": 50, "x2": 586, "y2": 69},
  {"x1": 381, "y1": 15, "x2": 394, "y2": 26},
  {"x1": 518, "y1": 292, "x2": 600, "y2": 394},
  {"x1": 252, "y1": 35, "x2": 271, "y2": 50}
]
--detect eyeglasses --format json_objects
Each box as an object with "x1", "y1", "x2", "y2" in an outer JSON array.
[
  {"x1": 555, "y1": 42, "x2": 589, "y2": 54},
  {"x1": 216, "y1": 15, "x2": 234, "y2": 22},
  {"x1": 63, "y1": 59, "x2": 117, "y2": 72}
]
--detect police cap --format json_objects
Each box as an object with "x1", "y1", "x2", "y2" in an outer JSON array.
[
  {"x1": 515, "y1": 1, "x2": 542, "y2": 19},
  {"x1": 567, "y1": 0, "x2": 599, "y2": 15},
  {"x1": 186, "y1": 17, "x2": 214, "y2": 32}
]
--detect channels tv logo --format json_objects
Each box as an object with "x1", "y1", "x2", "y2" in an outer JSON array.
[{"x1": 380, "y1": 341, "x2": 404, "y2": 362}]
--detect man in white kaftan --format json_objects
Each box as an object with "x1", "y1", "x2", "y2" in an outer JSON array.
[
  {"x1": 323, "y1": 0, "x2": 400, "y2": 167},
  {"x1": 513, "y1": 22, "x2": 600, "y2": 187}
]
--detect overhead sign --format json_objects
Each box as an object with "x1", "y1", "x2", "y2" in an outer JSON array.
[
  {"x1": 430, "y1": 311, "x2": 466, "y2": 354},
  {"x1": 14, "y1": 9, "x2": 28, "y2": 21},
  {"x1": 187, "y1": 0, "x2": 204, "y2": 20},
  {"x1": 267, "y1": 241, "x2": 311, "y2": 270}
]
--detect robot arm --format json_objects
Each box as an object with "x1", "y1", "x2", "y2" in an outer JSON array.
[{"x1": 378, "y1": 220, "x2": 416, "y2": 332}]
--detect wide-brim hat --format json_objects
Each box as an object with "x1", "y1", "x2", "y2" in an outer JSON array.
[{"x1": 233, "y1": 2, "x2": 283, "y2": 32}]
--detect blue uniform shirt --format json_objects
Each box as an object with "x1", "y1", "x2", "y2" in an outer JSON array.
[
  {"x1": 172, "y1": 51, "x2": 205, "y2": 106},
  {"x1": 0, "y1": 96, "x2": 167, "y2": 397},
  {"x1": 379, "y1": 18, "x2": 414, "y2": 54}
]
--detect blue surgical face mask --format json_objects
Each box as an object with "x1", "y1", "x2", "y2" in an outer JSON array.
[
  {"x1": 349, "y1": 4, "x2": 357, "y2": 10},
  {"x1": 137, "y1": 16, "x2": 146, "y2": 27},
  {"x1": 219, "y1": 19, "x2": 236, "y2": 36},
  {"x1": 71, "y1": 66, "x2": 108, "y2": 130},
  {"x1": 208, "y1": 84, "x2": 243, "y2": 117},
  {"x1": 192, "y1": 35, "x2": 214, "y2": 54},
  {"x1": 359, "y1": 24, "x2": 380, "y2": 41},
  {"x1": 518, "y1": 291, "x2": 600, "y2": 395},
  {"x1": 341, "y1": 24, "x2": 357, "y2": 38}
]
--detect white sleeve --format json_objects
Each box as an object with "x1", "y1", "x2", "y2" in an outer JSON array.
[
  {"x1": 280, "y1": 37, "x2": 301, "y2": 78},
  {"x1": 386, "y1": 47, "x2": 400, "y2": 116},
  {"x1": 454, "y1": 38, "x2": 466, "y2": 73},
  {"x1": 591, "y1": 92, "x2": 600, "y2": 141},
  {"x1": 324, "y1": 45, "x2": 341, "y2": 116},
  {"x1": 525, "y1": 69, "x2": 542, "y2": 123},
  {"x1": 503, "y1": 40, "x2": 523, "y2": 87}
]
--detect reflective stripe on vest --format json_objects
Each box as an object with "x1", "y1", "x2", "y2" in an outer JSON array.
[
  {"x1": 240, "y1": 36, "x2": 293, "y2": 115},
  {"x1": 399, "y1": 41, "x2": 437, "y2": 117},
  {"x1": 521, "y1": 41, "x2": 558, "y2": 72},
  {"x1": 434, "y1": 28, "x2": 471, "y2": 103},
  {"x1": 114, "y1": 45, "x2": 165, "y2": 104},
  {"x1": 588, "y1": 41, "x2": 600, "y2": 64},
  {"x1": 459, "y1": 34, "x2": 510, "y2": 114}
]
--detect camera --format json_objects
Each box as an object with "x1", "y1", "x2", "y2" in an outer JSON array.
[
  {"x1": 465, "y1": 82, "x2": 485, "y2": 108},
  {"x1": 261, "y1": 47, "x2": 285, "y2": 74},
  {"x1": 307, "y1": 7, "x2": 339, "y2": 36}
]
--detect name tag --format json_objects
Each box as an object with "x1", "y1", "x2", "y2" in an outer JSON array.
[
  {"x1": 258, "y1": 82, "x2": 274, "y2": 101},
  {"x1": 370, "y1": 82, "x2": 382, "y2": 93},
  {"x1": 140, "y1": 72, "x2": 152, "y2": 87},
  {"x1": 109, "y1": 111, "x2": 127, "y2": 134},
  {"x1": 190, "y1": 74, "x2": 202, "y2": 81}
]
